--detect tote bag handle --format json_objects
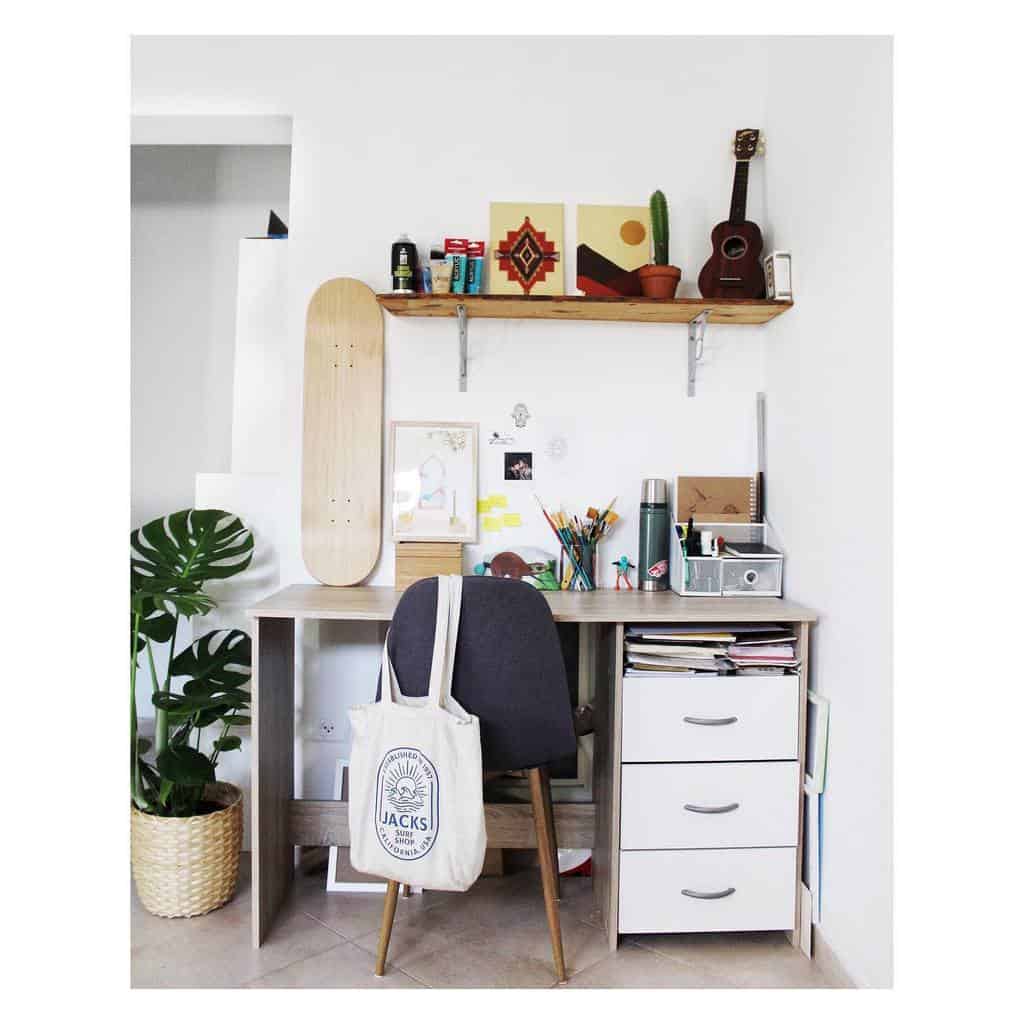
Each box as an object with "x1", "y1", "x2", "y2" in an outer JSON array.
[
  {"x1": 428, "y1": 574, "x2": 462, "y2": 708},
  {"x1": 379, "y1": 575, "x2": 460, "y2": 707},
  {"x1": 379, "y1": 578, "x2": 448, "y2": 705}
]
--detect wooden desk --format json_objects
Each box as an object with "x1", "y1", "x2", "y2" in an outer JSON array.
[{"x1": 248, "y1": 585, "x2": 817, "y2": 952}]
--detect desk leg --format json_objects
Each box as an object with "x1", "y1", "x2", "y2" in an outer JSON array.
[
  {"x1": 591, "y1": 623, "x2": 623, "y2": 952},
  {"x1": 251, "y1": 616, "x2": 296, "y2": 949},
  {"x1": 788, "y1": 620, "x2": 811, "y2": 957}
]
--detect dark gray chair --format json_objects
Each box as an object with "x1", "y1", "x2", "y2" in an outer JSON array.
[{"x1": 374, "y1": 574, "x2": 578, "y2": 983}]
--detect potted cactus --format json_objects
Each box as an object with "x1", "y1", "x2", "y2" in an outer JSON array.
[{"x1": 638, "y1": 190, "x2": 682, "y2": 299}]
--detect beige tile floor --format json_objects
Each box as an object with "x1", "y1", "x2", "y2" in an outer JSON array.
[{"x1": 132, "y1": 855, "x2": 840, "y2": 989}]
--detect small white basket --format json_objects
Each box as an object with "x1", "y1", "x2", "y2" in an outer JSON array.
[{"x1": 669, "y1": 522, "x2": 784, "y2": 597}]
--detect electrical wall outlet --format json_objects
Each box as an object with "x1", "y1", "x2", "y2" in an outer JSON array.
[{"x1": 315, "y1": 717, "x2": 338, "y2": 741}]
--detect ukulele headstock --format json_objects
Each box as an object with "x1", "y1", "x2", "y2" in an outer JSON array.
[{"x1": 733, "y1": 129, "x2": 765, "y2": 161}]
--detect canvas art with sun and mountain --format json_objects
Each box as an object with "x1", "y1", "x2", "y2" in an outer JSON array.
[{"x1": 576, "y1": 204, "x2": 652, "y2": 297}]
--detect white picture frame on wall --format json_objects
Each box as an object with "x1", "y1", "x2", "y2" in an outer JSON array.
[
  {"x1": 326, "y1": 760, "x2": 422, "y2": 894},
  {"x1": 389, "y1": 421, "x2": 478, "y2": 543}
]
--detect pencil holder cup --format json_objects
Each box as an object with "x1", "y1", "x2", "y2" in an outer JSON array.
[{"x1": 578, "y1": 541, "x2": 597, "y2": 590}]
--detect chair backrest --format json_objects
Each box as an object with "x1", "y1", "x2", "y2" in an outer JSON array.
[{"x1": 383, "y1": 575, "x2": 577, "y2": 772}]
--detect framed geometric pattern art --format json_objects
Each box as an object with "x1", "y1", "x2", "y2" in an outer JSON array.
[{"x1": 489, "y1": 202, "x2": 565, "y2": 295}]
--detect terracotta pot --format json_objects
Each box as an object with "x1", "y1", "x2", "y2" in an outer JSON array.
[{"x1": 638, "y1": 264, "x2": 682, "y2": 299}]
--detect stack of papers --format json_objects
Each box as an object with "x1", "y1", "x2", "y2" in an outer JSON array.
[
  {"x1": 727, "y1": 629, "x2": 800, "y2": 673},
  {"x1": 624, "y1": 624, "x2": 801, "y2": 677},
  {"x1": 727, "y1": 644, "x2": 800, "y2": 670},
  {"x1": 624, "y1": 625, "x2": 735, "y2": 676}
]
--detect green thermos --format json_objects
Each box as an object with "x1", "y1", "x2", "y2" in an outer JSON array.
[{"x1": 638, "y1": 478, "x2": 670, "y2": 591}]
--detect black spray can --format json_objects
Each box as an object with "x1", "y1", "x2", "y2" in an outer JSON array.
[
  {"x1": 637, "y1": 478, "x2": 670, "y2": 591},
  {"x1": 391, "y1": 234, "x2": 418, "y2": 293}
]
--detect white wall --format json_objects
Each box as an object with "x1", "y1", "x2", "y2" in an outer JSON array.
[
  {"x1": 762, "y1": 40, "x2": 893, "y2": 989},
  {"x1": 133, "y1": 36, "x2": 777, "y2": 588},
  {"x1": 131, "y1": 145, "x2": 290, "y2": 527},
  {"x1": 131, "y1": 36, "x2": 892, "y2": 986}
]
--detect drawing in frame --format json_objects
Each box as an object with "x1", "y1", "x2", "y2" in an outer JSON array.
[
  {"x1": 326, "y1": 760, "x2": 423, "y2": 894},
  {"x1": 390, "y1": 420, "x2": 478, "y2": 543}
]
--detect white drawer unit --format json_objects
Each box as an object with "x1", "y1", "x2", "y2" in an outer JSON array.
[
  {"x1": 621, "y1": 674, "x2": 799, "y2": 763},
  {"x1": 620, "y1": 761, "x2": 799, "y2": 850},
  {"x1": 722, "y1": 558, "x2": 783, "y2": 597},
  {"x1": 618, "y1": 847, "x2": 798, "y2": 934}
]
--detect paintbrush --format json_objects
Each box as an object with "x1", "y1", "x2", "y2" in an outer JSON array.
[{"x1": 534, "y1": 495, "x2": 594, "y2": 589}]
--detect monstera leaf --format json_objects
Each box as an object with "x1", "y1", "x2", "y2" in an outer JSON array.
[
  {"x1": 171, "y1": 630, "x2": 251, "y2": 695},
  {"x1": 213, "y1": 735, "x2": 242, "y2": 756},
  {"x1": 129, "y1": 508, "x2": 255, "y2": 817},
  {"x1": 156, "y1": 745, "x2": 215, "y2": 787},
  {"x1": 131, "y1": 509, "x2": 253, "y2": 597},
  {"x1": 130, "y1": 591, "x2": 195, "y2": 657},
  {"x1": 132, "y1": 585, "x2": 215, "y2": 622},
  {"x1": 151, "y1": 690, "x2": 249, "y2": 716}
]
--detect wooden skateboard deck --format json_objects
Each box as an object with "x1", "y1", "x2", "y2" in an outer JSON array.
[{"x1": 301, "y1": 278, "x2": 383, "y2": 585}]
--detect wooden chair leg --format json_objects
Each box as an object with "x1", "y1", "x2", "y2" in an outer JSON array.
[
  {"x1": 538, "y1": 764, "x2": 561, "y2": 900},
  {"x1": 375, "y1": 880, "x2": 400, "y2": 977},
  {"x1": 400, "y1": 883, "x2": 412, "y2": 898},
  {"x1": 528, "y1": 767, "x2": 568, "y2": 984}
]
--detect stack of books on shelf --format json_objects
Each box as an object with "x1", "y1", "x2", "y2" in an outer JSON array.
[{"x1": 624, "y1": 624, "x2": 800, "y2": 677}]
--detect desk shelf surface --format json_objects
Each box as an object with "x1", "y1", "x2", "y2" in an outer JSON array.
[{"x1": 248, "y1": 584, "x2": 817, "y2": 624}]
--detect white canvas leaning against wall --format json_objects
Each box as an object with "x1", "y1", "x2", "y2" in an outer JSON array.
[{"x1": 390, "y1": 421, "x2": 478, "y2": 543}]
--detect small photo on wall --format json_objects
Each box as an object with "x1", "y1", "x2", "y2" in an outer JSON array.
[{"x1": 504, "y1": 451, "x2": 534, "y2": 481}]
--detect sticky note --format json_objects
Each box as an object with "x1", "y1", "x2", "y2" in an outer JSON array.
[
  {"x1": 488, "y1": 494, "x2": 509, "y2": 509},
  {"x1": 477, "y1": 498, "x2": 493, "y2": 514},
  {"x1": 502, "y1": 513, "x2": 522, "y2": 527},
  {"x1": 482, "y1": 516, "x2": 503, "y2": 532}
]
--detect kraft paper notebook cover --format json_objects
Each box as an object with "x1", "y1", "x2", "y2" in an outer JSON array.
[{"x1": 676, "y1": 476, "x2": 758, "y2": 523}]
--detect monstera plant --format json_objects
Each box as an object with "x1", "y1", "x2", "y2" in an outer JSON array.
[{"x1": 130, "y1": 509, "x2": 254, "y2": 817}]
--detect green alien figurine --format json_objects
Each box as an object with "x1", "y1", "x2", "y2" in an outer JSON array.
[{"x1": 613, "y1": 555, "x2": 636, "y2": 591}]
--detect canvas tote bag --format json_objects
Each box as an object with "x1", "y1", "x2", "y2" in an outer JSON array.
[{"x1": 347, "y1": 575, "x2": 486, "y2": 891}]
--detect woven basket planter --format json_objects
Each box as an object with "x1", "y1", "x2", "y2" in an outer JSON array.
[{"x1": 131, "y1": 781, "x2": 243, "y2": 918}]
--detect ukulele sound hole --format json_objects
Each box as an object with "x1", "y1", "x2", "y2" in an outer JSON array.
[{"x1": 721, "y1": 235, "x2": 748, "y2": 259}]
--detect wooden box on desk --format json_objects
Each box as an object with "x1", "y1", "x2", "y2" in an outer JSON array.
[{"x1": 395, "y1": 542, "x2": 463, "y2": 590}]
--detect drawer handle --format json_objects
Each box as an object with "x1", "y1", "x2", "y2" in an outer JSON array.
[
  {"x1": 683, "y1": 715, "x2": 738, "y2": 726},
  {"x1": 681, "y1": 887, "x2": 736, "y2": 900},
  {"x1": 684, "y1": 802, "x2": 740, "y2": 814}
]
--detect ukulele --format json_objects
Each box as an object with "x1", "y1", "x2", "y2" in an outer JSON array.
[{"x1": 698, "y1": 129, "x2": 767, "y2": 300}]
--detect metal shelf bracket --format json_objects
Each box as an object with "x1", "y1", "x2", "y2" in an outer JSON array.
[
  {"x1": 456, "y1": 303, "x2": 468, "y2": 392},
  {"x1": 687, "y1": 310, "x2": 712, "y2": 397}
]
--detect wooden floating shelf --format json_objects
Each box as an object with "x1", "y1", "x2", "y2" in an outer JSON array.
[{"x1": 377, "y1": 293, "x2": 793, "y2": 326}]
